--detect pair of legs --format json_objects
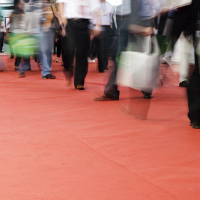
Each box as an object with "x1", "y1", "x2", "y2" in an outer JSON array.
[
  {"x1": 40, "y1": 28, "x2": 55, "y2": 78},
  {"x1": 96, "y1": 26, "x2": 113, "y2": 72},
  {"x1": 15, "y1": 56, "x2": 31, "y2": 71},
  {"x1": 61, "y1": 19, "x2": 90, "y2": 89}
]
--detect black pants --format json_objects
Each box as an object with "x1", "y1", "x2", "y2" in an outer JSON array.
[
  {"x1": 0, "y1": 32, "x2": 4, "y2": 52},
  {"x1": 187, "y1": 53, "x2": 200, "y2": 125},
  {"x1": 104, "y1": 15, "x2": 130, "y2": 98},
  {"x1": 57, "y1": 38, "x2": 62, "y2": 58},
  {"x1": 172, "y1": 12, "x2": 197, "y2": 48},
  {"x1": 96, "y1": 25, "x2": 113, "y2": 72},
  {"x1": 15, "y1": 56, "x2": 31, "y2": 68},
  {"x1": 61, "y1": 19, "x2": 90, "y2": 87},
  {"x1": 89, "y1": 38, "x2": 97, "y2": 60},
  {"x1": 104, "y1": 28, "x2": 128, "y2": 98},
  {"x1": 54, "y1": 37, "x2": 62, "y2": 58}
]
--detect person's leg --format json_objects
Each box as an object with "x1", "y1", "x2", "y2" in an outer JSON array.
[
  {"x1": 18, "y1": 57, "x2": 29, "y2": 77},
  {"x1": 27, "y1": 57, "x2": 31, "y2": 70},
  {"x1": 179, "y1": 33, "x2": 193, "y2": 86},
  {"x1": 41, "y1": 29, "x2": 55, "y2": 78},
  {"x1": 103, "y1": 29, "x2": 128, "y2": 99},
  {"x1": 0, "y1": 32, "x2": 3, "y2": 52},
  {"x1": 187, "y1": 48, "x2": 200, "y2": 128},
  {"x1": 96, "y1": 32, "x2": 105, "y2": 72},
  {"x1": 15, "y1": 56, "x2": 21, "y2": 70},
  {"x1": 57, "y1": 38, "x2": 61, "y2": 58},
  {"x1": 61, "y1": 21, "x2": 76, "y2": 83},
  {"x1": 74, "y1": 20, "x2": 90, "y2": 88},
  {"x1": 103, "y1": 26, "x2": 113, "y2": 69},
  {"x1": 94, "y1": 16, "x2": 129, "y2": 100},
  {"x1": 9, "y1": 44, "x2": 14, "y2": 58}
]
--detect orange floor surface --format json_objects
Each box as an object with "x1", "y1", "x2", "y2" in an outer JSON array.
[{"x1": 0, "y1": 55, "x2": 200, "y2": 200}]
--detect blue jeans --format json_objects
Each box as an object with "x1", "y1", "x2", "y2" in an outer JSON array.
[{"x1": 40, "y1": 29, "x2": 54, "y2": 76}]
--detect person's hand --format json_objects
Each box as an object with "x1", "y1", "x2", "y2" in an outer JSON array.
[
  {"x1": 141, "y1": 27, "x2": 154, "y2": 36},
  {"x1": 62, "y1": 27, "x2": 66, "y2": 37},
  {"x1": 90, "y1": 25, "x2": 101, "y2": 40},
  {"x1": 128, "y1": 24, "x2": 154, "y2": 36}
]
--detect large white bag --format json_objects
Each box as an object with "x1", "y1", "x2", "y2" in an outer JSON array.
[{"x1": 117, "y1": 36, "x2": 160, "y2": 92}]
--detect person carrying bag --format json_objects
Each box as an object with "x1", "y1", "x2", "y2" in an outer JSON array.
[{"x1": 117, "y1": 35, "x2": 160, "y2": 93}]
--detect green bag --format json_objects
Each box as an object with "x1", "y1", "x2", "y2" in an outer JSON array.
[{"x1": 9, "y1": 33, "x2": 39, "y2": 58}]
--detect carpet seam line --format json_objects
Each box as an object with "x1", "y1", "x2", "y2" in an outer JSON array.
[{"x1": 58, "y1": 128, "x2": 180, "y2": 200}]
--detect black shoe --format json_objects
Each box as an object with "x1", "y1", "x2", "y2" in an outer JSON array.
[
  {"x1": 190, "y1": 121, "x2": 200, "y2": 129},
  {"x1": 19, "y1": 72, "x2": 25, "y2": 78},
  {"x1": 75, "y1": 84, "x2": 84, "y2": 90},
  {"x1": 142, "y1": 91, "x2": 152, "y2": 99},
  {"x1": 94, "y1": 94, "x2": 119, "y2": 101},
  {"x1": 99, "y1": 69, "x2": 104, "y2": 73},
  {"x1": 27, "y1": 66, "x2": 31, "y2": 70},
  {"x1": 10, "y1": 56, "x2": 14, "y2": 59},
  {"x1": 179, "y1": 81, "x2": 188, "y2": 87},
  {"x1": 42, "y1": 74, "x2": 56, "y2": 79}
]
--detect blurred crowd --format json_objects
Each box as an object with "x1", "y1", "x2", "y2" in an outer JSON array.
[{"x1": 0, "y1": 0, "x2": 200, "y2": 128}]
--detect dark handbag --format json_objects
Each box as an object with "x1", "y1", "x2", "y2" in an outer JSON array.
[{"x1": 50, "y1": 5, "x2": 61, "y2": 31}]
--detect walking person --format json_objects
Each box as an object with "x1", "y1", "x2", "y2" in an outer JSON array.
[
  {"x1": 10, "y1": 0, "x2": 41, "y2": 78},
  {"x1": 95, "y1": 0, "x2": 113, "y2": 73},
  {"x1": 58, "y1": 0, "x2": 101, "y2": 90},
  {"x1": 40, "y1": 0, "x2": 60, "y2": 79},
  {"x1": 94, "y1": 0, "x2": 154, "y2": 101}
]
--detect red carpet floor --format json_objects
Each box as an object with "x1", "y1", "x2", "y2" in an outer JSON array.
[{"x1": 0, "y1": 55, "x2": 200, "y2": 200}]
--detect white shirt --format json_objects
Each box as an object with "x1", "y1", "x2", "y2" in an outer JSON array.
[
  {"x1": 94, "y1": 1, "x2": 113, "y2": 26},
  {"x1": 57, "y1": 0, "x2": 100, "y2": 19},
  {"x1": 116, "y1": 0, "x2": 131, "y2": 16}
]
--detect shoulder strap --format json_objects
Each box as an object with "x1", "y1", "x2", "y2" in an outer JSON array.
[{"x1": 50, "y1": 5, "x2": 55, "y2": 17}]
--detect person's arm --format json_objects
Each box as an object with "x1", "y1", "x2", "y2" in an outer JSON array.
[
  {"x1": 110, "y1": 6, "x2": 113, "y2": 28},
  {"x1": 58, "y1": 3, "x2": 67, "y2": 36},
  {"x1": 90, "y1": 8, "x2": 101, "y2": 40}
]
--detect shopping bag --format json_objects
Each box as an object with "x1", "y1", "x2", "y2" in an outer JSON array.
[
  {"x1": 117, "y1": 36, "x2": 160, "y2": 92},
  {"x1": 9, "y1": 33, "x2": 39, "y2": 58}
]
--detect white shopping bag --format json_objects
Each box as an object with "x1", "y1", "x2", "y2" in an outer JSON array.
[{"x1": 117, "y1": 36, "x2": 160, "y2": 92}]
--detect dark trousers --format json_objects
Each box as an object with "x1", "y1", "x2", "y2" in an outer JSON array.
[
  {"x1": 57, "y1": 38, "x2": 62, "y2": 58},
  {"x1": 61, "y1": 19, "x2": 90, "y2": 87},
  {"x1": 96, "y1": 25, "x2": 113, "y2": 72},
  {"x1": 172, "y1": 12, "x2": 197, "y2": 48},
  {"x1": 89, "y1": 38, "x2": 97, "y2": 60},
  {"x1": 104, "y1": 28, "x2": 128, "y2": 98},
  {"x1": 15, "y1": 56, "x2": 31, "y2": 68},
  {"x1": 0, "y1": 32, "x2": 4, "y2": 52},
  {"x1": 187, "y1": 53, "x2": 200, "y2": 125},
  {"x1": 54, "y1": 37, "x2": 62, "y2": 58}
]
